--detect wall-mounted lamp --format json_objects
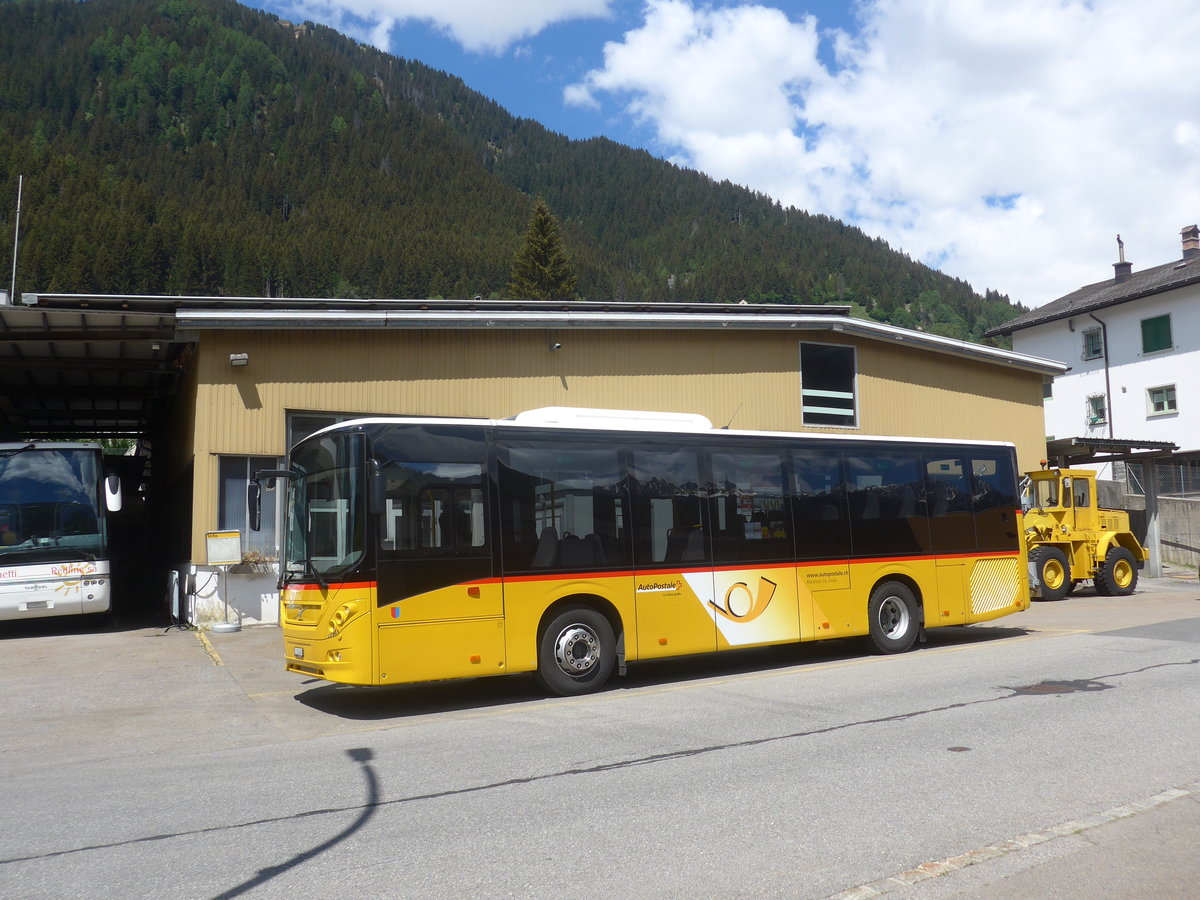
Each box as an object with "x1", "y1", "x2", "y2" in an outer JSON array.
[
  {"x1": 229, "y1": 353, "x2": 249, "y2": 367},
  {"x1": 549, "y1": 342, "x2": 563, "y2": 352}
]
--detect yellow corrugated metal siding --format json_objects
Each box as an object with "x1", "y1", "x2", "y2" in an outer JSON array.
[{"x1": 187, "y1": 327, "x2": 1044, "y2": 560}]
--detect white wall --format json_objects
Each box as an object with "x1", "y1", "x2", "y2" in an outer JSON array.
[{"x1": 1013, "y1": 281, "x2": 1200, "y2": 477}]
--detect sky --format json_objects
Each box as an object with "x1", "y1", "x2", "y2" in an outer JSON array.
[{"x1": 244, "y1": 0, "x2": 1200, "y2": 309}]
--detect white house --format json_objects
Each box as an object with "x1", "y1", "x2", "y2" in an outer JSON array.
[{"x1": 988, "y1": 224, "x2": 1200, "y2": 493}]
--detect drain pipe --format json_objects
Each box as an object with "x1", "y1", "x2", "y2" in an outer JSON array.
[{"x1": 1088, "y1": 312, "x2": 1113, "y2": 442}]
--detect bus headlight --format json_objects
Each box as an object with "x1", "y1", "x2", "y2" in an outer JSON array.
[{"x1": 328, "y1": 599, "x2": 366, "y2": 637}]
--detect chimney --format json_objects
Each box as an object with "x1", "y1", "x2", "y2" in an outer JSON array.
[
  {"x1": 1113, "y1": 233, "x2": 1132, "y2": 284},
  {"x1": 1182, "y1": 224, "x2": 1200, "y2": 259}
]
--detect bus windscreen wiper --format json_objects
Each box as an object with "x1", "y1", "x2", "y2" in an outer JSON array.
[
  {"x1": 0, "y1": 442, "x2": 37, "y2": 459},
  {"x1": 284, "y1": 557, "x2": 327, "y2": 590}
]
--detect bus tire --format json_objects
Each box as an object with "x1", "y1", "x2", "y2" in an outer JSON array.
[
  {"x1": 1030, "y1": 546, "x2": 1070, "y2": 601},
  {"x1": 537, "y1": 606, "x2": 616, "y2": 696},
  {"x1": 867, "y1": 581, "x2": 920, "y2": 654},
  {"x1": 1095, "y1": 547, "x2": 1138, "y2": 596}
]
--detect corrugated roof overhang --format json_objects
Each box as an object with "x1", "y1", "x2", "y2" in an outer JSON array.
[
  {"x1": 7, "y1": 292, "x2": 1067, "y2": 443},
  {"x1": 1044, "y1": 437, "x2": 1179, "y2": 466},
  {"x1": 163, "y1": 296, "x2": 1065, "y2": 378}
]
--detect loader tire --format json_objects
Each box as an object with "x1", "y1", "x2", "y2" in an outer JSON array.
[
  {"x1": 1030, "y1": 546, "x2": 1070, "y2": 601},
  {"x1": 1095, "y1": 547, "x2": 1138, "y2": 596}
]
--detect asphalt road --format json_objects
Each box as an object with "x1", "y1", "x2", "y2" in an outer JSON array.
[{"x1": 2, "y1": 570, "x2": 1198, "y2": 899}]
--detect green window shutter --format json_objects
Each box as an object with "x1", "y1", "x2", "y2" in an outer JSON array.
[{"x1": 1141, "y1": 315, "x2": 1172, "y2": 353}]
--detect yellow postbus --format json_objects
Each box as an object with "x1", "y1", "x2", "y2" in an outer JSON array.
[{"x1": 252, "y1": 408, "x2": 1028, "y2": 695}]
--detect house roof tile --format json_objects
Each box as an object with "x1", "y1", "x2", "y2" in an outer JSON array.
[{"x1": 987, "y1": 254, "x2": 1200, "y2": 337}]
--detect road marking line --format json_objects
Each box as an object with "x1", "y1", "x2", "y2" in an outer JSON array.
[
  {"x1": 831, "y1": 781, "x2": 1200, "y2": 898},
  {"x1": 196, "y1": 632, "x2": 224, "y2": 667}
]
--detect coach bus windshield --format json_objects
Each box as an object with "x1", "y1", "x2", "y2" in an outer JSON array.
[
  {"x1": 0, "y1": 446, "x2": 106, "y2": 564},
  {"x1": 283, "y1": 431, "x2": 366, "y2": 582}
]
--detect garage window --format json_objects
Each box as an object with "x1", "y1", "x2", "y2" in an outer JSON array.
[
  {"x1": 800, "y1": 342, "x2": 857, "y2": 428},
  {"x1": 218, "y1": 455, "x2": 279, "y2": 558}
]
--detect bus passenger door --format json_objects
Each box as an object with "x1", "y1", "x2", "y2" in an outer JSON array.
[
  {"x1": 708, "y1": 448, "x2": 800, "y2": 650},
  {"x1": 924, "y1": 454, "x2": 975, "y2": 624},
  {"x1": 629, "y1": 447, "x2": 717, "y2": 659},
  {"x1": 791, "y1": 450, "x2": 853, "y2": 639},
  {"x1": 372, "y1": 446, "x2": 505, "y2": 684}
]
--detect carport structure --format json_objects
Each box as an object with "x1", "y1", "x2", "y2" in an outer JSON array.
[
  {"x1": 1044, "y1": 436, "x2": 1179, "y2": 578},
  {"x1": 0, "y1": 294, "x2": 189, "y2": 441},
  {"x1": 0, "y1": 294, "x2": 195, "y2": 616}
]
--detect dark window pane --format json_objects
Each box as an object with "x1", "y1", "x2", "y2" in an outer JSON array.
[
  {"x1": 371, "y1": 426, "x2": 488, "y2": 559},
  {"x1": 801, "y1": 343, "x2": 857, "y2": 427},
  {"x1": 970, "y1": 453, "x2": 1019, "y2": 551},
  {"x1": 924, "y1": 455, "x2": 975, "y2": 553},
  {"x1": 844, "y1": 452, "x2": 928, "y2": 556},
  {"x1": 497, "y1": 443, "x2": 628, "y2": 572},
  {"x1": 709, "y1": 450, "x2": 790, "y2": 563},
  {"x1": 630, "y1": 448, "x2": 707, "y2": 566},
  {"x1": 790, "y1": 449, "x2": 851, "y2": 559}
]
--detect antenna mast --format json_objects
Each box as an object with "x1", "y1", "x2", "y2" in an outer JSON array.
[{"x1": 9, "y1": 175, "x2": 22, "y2": 303}]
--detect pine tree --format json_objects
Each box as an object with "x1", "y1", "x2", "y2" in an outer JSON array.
[{"x1": 505, "y1": 199, "x2": 578, "y2": 300}]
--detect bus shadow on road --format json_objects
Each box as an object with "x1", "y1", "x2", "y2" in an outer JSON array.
[{"x1": 294, "y1": 623, "x2": 1031, "y2": 721}]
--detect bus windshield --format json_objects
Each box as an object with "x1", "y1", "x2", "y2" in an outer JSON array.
[
  {"x1": 284, "y1": 431, "x2": 366, "y2": 581},
  {"x1": 0, "y1": 446, "x2": 106, "y2": 564}
]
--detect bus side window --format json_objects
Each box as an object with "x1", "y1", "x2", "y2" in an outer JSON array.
[
  {"x1": 790, "y1": 450, "x2": 850, "y2": 559},
  {"x1": 629, "y1": 447, "x2": 707, "y2": 566},
  {"x1": 924, "y1": 455, "x2": 974, "y2": 554},
  {"x1": 709, "y1": 450, "x2": 790, "y2": 563},
  {"x1": 971, "y1": 453, "x2": 1019, "y2": 551},
  {"x1": 496, "y1": 443, "x2": 628, "y2": 573},
  {"x1": 378, "y1": 462, "x2": 486, "y2": 554},
  {"x1": 844, "y1": 451, "x2": 928, "y2": 556}
]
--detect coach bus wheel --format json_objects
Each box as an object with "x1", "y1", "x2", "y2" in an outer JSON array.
[
  {"x1": 867, "y1": 581, "x2": 919, "y2": 654},
  {"x1": 1095, "y1": 547, "x2": 1138, "y2": 597},
  {"x1": 1029, "y1": 546, "x2": 1070, "y2": 601},
  {"x1": 537, "y1": 607, "x2": 616, "y2": 696}
]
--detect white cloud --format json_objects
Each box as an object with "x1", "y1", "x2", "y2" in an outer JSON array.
[
  {"x1": 274, "y1": 0, "x2": 612, "y2": 53},
  {"x1": 567, "y1": 0, "x2": 1200, "y2": 306}
]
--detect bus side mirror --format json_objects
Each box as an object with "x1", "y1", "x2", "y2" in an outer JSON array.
[
  {"x1": 247, "y1": 469, "x2": 298, "y2": 532},
  {"x1": 368, "y1": 459, "x2": 385, "y2": 516},
  {"x1": 247, "y1": 480, "x2": 262, "y2": 532},
  {"x1": 104, "y1": 473, "x2": 123, "y2": 513}
]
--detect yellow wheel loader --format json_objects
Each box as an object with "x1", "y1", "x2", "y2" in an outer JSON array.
[{"x1": 1021, "y1": 467, "x2": 1147, "y2": 600}]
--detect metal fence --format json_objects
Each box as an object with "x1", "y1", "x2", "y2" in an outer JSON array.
[{"x1": 1126, "y1": 460, "x2": 1200, "y2": 499}]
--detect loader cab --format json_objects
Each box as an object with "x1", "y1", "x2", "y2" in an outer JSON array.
[{"x1": 1024, "y1": 468, "x2": 1097, "y2": 535}]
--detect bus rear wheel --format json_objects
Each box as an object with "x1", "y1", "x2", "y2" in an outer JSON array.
[
  {"x1": 867, "y1": 581, "x2": 920, "y2": 654},
  {"x1": 1095, "y1": 547, "x2": 1138, "y2": 596},
  {"x1": 537, "y1": 607, "x2": 616, "y2": 696}
]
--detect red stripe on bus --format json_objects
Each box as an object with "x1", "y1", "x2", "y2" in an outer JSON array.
[
  {"x1": 497, "y1": 553, "x2": 1021, "y2": 584},
  {"x1": 282, "y1": 580, "x2": 378, "y2": 591}
]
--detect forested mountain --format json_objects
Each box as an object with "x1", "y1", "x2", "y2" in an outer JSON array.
[{"x1": 0, "y1": 0, "x2": 1023, "y2": 342}]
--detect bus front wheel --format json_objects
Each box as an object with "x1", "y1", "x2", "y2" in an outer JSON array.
[
  {"x1": 867, "y1": 581, "x2": 920, "y2": 654},
  {"x1": 537, "y1": 607, "x2": 616, "y2": 696}
]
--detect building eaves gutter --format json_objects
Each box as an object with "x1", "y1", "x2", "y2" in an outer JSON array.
[{"x1": 176, "y1": 308, "x2": 1066, "y2": 376}]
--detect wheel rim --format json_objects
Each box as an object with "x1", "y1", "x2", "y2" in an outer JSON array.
[
  {"x1": 1042, "y1": 558, "x2": 1065, "y2": 591},
  {"x1": 552, "y1": 623, "x2": 601, "y2": 677},
  {"x1": 1112, "y1": 559, "x2": 1134, "y2": 589},
  {"x1": 877, "y1": 596, "x2": 910, "y2": 639}
]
